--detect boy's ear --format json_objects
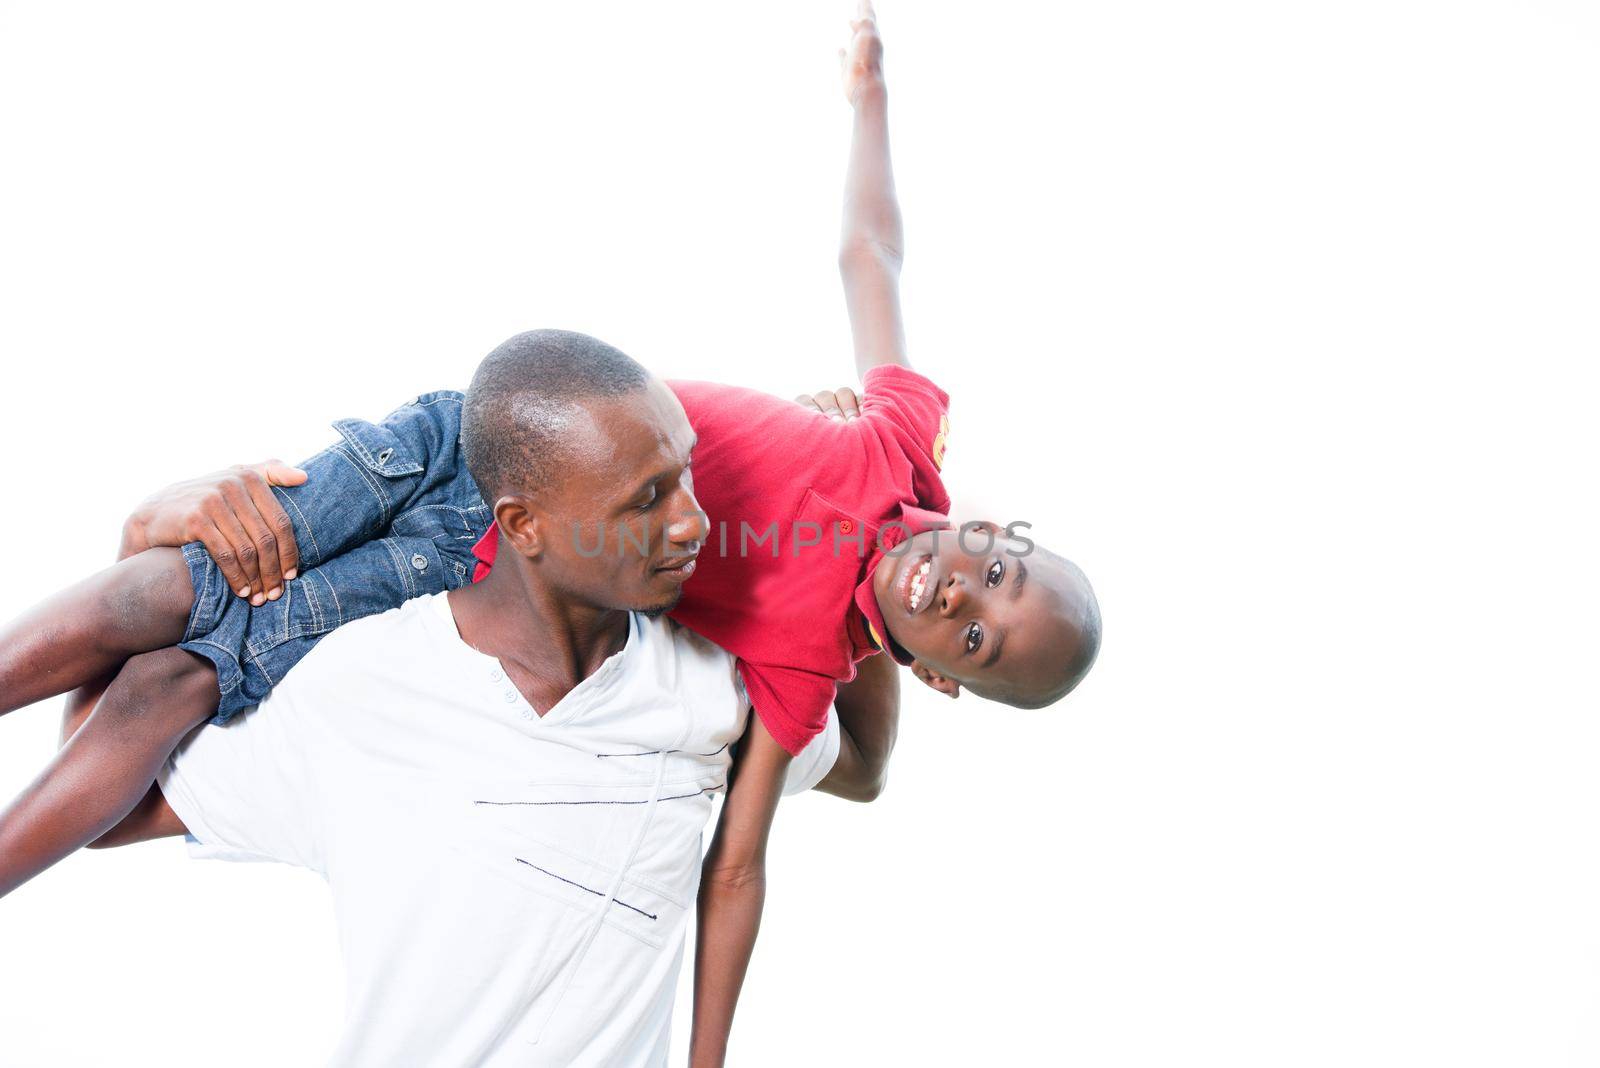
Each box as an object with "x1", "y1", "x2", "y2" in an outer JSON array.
[
  {"x1": 495, "y1": 496, "x2": 546, "y2": 558},
  {"x1": 910, "y1": 660, "x2": 961, "y2": 699}
]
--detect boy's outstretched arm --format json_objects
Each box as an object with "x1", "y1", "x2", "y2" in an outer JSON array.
[
  {"x1": 690, "y1": 713, "x2": 790, "y2": 1067},
  {"x1": 838, "y1": 1, "x2": 909, "y2": 377}
]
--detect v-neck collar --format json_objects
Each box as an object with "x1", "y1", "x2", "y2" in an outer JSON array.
[{"x1": 433, "y1": 592, "x2": 641, "y2": 726}]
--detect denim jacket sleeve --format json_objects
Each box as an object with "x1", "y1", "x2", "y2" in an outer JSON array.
[{"x1": 272, "y1": 390, "x2": 478, "y2": 570}]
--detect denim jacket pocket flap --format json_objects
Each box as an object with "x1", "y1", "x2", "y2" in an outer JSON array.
[{"x1": 332, "y1": 418, "x2": 426, "y2": 478}]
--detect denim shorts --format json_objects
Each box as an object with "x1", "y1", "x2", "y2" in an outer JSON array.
[{"x1": 178, "y1": 390, "x2": 493, "y2": 723}]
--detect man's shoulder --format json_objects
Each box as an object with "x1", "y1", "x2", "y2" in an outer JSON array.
[
  {"x1": 637, "y1": 613, "x2": 741, "y2": 692},
  {"x1": 285, "y1": 593, "x2": 449, "y2": 683},
  {"x1": 653, "y1": 612, "x2": 733, "y2": 660},
  {"x1": 637, "y1": 611, "x2": 729, "y2": 664}
]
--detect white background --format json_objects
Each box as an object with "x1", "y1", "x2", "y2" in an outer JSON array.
[{"x1": 1, "y1": 1, "x2": 1597, "y2": 1065}]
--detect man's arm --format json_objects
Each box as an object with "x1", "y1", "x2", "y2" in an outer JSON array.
[
  {"x1": 816, "y1": 650, "x2": 900, "y2": 802},
  {"x1": 690, "y1": 713, "x2": 791, "y2": 1067},
  {"x1": 119, "y1": 460, "x2": 307, "y2": 604},
  {"x1": 838, "y1": 1, "x2": 909, "y2": 377},
  {"x1": 788, "y1": 386, "x2": 900, "y2": 801}
]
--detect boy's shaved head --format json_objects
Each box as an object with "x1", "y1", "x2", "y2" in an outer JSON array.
[
  {"x1": 967, "y1": 547, "x2": 1100, "y2": 708},
  {"x1": 461, "y1": 329, "x2": 652, "y2": 500}
]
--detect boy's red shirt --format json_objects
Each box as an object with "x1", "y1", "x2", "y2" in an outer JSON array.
[{"x1": 471, "y1": 365, "x2": 951, "y2": 756}]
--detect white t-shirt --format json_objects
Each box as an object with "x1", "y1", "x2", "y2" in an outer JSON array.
[{"x1": 160, "y1": 591, "x2": 788, "y2": 1067}]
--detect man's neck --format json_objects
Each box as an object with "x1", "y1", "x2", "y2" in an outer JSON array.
[{"x1": 449, "y1": 556, "x2": 631, "y2": 715}]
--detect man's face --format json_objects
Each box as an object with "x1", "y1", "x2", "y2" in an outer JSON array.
[{"x1": 535, "y1": 379, "x2": 706, "y2": 616}]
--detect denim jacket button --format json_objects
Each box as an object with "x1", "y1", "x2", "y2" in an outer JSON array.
[{"x1": 411, "y1": 554, "x2": 428, "y2": 571}]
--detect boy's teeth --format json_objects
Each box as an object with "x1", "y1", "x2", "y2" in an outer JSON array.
[{"x1": 907, "y1": 558, "x2": 932, "y2": 611}]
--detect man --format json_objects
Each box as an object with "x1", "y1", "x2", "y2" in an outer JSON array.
[{"x1": 91, "y1": 331, "x2": 821, "y2": 1066}]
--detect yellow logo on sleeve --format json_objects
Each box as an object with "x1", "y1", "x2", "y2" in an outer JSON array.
[{"x1": 931, "y1": 414, "x2": 949, "y2": 470}]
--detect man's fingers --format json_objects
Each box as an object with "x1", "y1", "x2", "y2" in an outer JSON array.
[
  {"x1": 796, "y1": 389, "x2": 863, "y2": 421},
  {"x1": 811, "y1": 390, "x2": 847, "y2": 421},
  {"x1": 197, "y1": 515, "x2": 253, "y2": 600},
  {"x1": 259, "y1": 460, "x2": 308, "y2": 487},
  {"x1": 252, "y1": 461, "x2": 303, "y2": 579},
  {"x1": 230, "y1": 472, "x2": 285, "y2": 601},
  {"x1": 240, "y1": 466, "x2": 300, "y2": 585},
  {"x1": 214, "y1": 482, "x2": 267, "y2": 601}
]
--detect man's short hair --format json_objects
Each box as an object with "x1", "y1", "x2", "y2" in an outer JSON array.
[{"x1": 461, "y1": 329, "x2": 651, "y2": 500}]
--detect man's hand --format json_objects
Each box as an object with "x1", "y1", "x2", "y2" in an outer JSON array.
[
  {"x1": 793, "y1": 386, "x2": 862, "y2": 422},
  {"x1": 839, "y1": 0, "x2": 885, "y2": 106},
  {"x1": 120, "y1": 461, "x2": 307, "y2": 605}
]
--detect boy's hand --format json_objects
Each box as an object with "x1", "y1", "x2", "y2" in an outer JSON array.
[
  {"x1": 793, "y1": 386, "x2": 862, "y2": 422},
  {"x1": 839, "y1": 0, "x2": 885, "y2": 106},
  {"x1": 121, "y1": 461, "x2": 307, "y2": 605}
]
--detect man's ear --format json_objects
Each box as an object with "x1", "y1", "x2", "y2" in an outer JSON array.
[
  {"x1": 494, "y1": 495, "x2": 545, "y2": 559},
  {"x1": 910, "y1": 660, "x2": 961, "y2": 699}
]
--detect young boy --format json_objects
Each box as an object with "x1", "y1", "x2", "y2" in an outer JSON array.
[{"x1": 0, "y1": 1, "x2": 1098, "y2": 907}]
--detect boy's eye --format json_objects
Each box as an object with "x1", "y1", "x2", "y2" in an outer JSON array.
[
  {"x1": 964, "y1": 621, "x2": 983, "y2": 654},
  {"x1": 985, "y1": 559, "x2": 1004, "y2": 588}
]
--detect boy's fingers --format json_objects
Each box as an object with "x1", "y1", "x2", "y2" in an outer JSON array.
[{"x1": 857, "y1": 0, "x2": 875, "y2": 22}]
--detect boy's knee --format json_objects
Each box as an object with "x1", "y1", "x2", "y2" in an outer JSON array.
[
  {"x1": 111, "y1": 648, "x2": 218, "y2": 727},
  {"x1": 122, "y1": 646, "x2": 215, "y2": 697},
  {"x1": 103, "y1": 548, "x2": 196, "y2": 646}
]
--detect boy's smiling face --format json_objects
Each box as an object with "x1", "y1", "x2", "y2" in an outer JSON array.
[{"x1": 873, "y1": 523, "x2": 1099, "y2": 705}]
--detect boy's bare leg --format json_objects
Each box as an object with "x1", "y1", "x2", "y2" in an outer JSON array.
[
  {"x1": 57, "y1": 672, "x2": 110, "y2": 748},
  {"x1": 55, "y1": 673, "x2": 185, "y2": 849},
  {"x1": 0, "y1": 548, "x2": 194, "y2": 717},
  {"x1": 0, "y1": 647, "x2": 215, "y2": 898}
]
